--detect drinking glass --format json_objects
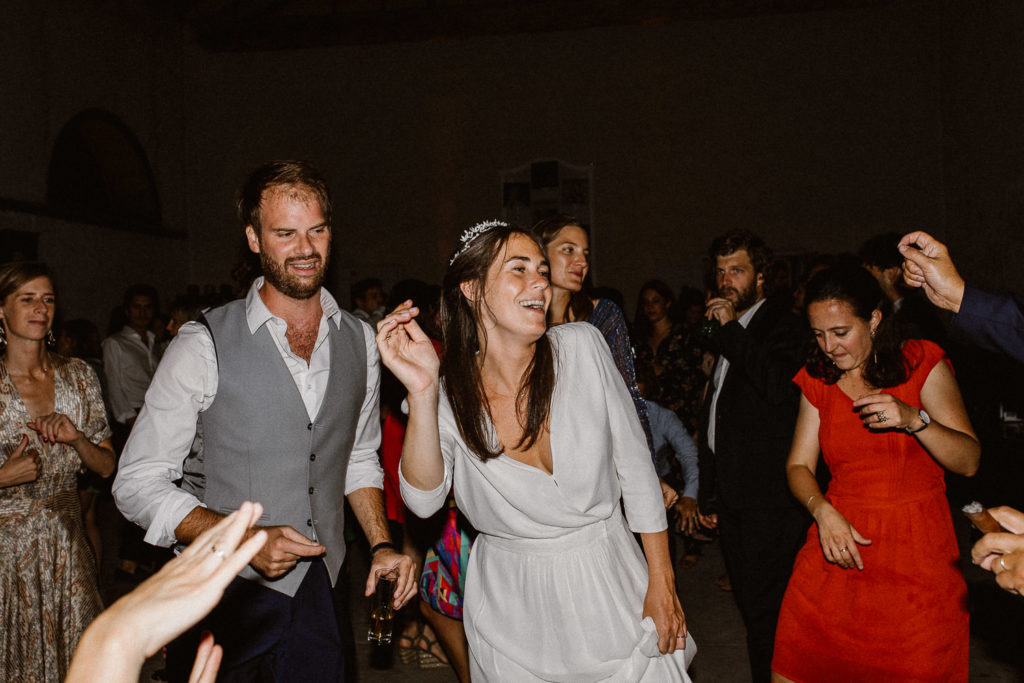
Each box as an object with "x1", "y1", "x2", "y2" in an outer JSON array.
[{"x1": 367, "y1": 567, "x2": 398, "y2": 645}]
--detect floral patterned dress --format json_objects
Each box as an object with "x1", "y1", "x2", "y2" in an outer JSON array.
[
  {"x1": 0, "y1": 356, "x2": 110, "y2": 682},
  {"x1": 634, "y1": 325, "x2": 706, "y2": 435}
]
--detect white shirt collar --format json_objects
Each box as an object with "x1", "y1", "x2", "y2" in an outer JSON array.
[
  {"x1": 737, "y1": 296, "x2": 767, "y2": 328},
  {"x1": 119, "y1": 325, "x2": 155, "y2": 345},
  {"x1": 244, "y1": 276, "x2": 342, "y2": 335}
]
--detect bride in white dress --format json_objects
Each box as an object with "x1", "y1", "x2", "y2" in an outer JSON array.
[{"x1": 377, "y1": 220, "x2": 695, "y2": 681}]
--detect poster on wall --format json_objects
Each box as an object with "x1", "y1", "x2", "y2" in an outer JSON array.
[{"x1": 499, "y1": 159, "x2": 595, "y2": 246}]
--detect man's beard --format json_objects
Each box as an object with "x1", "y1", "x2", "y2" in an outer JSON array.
[
  {"x1": 719, "y1": 280, "x2": 758, "y2": 313},
  {"x1": 260, "y1": 250, "x2": 329, "y2": 300}
]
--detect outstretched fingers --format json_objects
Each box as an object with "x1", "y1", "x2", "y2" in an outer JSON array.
[{"x1": 187, "y1": 633, "x2": 223, "y2": 683}]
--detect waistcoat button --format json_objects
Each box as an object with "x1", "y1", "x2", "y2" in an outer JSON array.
[
  {"x1": 309, "y1": 487, "x2": 315, "y2": 494},
  {"x1": 310, "y1": 453, "x2": 316, "y2": 461},
  {"x1": 307, "y1": 519, "x2": 312, "y2": 527}
]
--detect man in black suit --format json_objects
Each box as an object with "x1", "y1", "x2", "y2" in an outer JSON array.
[{"x1": 697, "y1": 230, "x2": 807, "y2": 683}]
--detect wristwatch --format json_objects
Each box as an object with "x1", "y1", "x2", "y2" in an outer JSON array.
[{"x1": 906, "y1": 408, "x2": 931, "y2": 434}]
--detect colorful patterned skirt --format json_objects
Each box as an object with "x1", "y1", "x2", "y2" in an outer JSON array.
[{"x1": 419, "y1": 501, "x2": 474, "y2": 620}]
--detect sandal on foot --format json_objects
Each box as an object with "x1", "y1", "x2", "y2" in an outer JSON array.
[
  {"x1": 397, "y1": 622, "x2": 422, "y2": 664},
  {"x1": 415, "y1": 631, "x2": 450, "y2": 667},
  {"x1": 419, "y1": 649, "x2": 450, "y2": 669}
]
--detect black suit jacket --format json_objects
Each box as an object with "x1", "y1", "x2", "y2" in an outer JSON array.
[
  {"x1": 698, "y1": 296, "x2": 806, "y2": 513},
  {"x1": 895, "y1": 290, "x2": 947, "y2": 344}
]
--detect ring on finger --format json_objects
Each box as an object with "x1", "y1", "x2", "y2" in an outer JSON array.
[
  {"x1": 1000, "y1": 556, "x2": 1009, "y2": 572},
  {"x1": 211, "y1": 545, "x2": 226, "y2": 561},
  {"x1": 840, "y1": 547, "x2": 848, "y2": 554},
  {"x1": 876, "y1": 411, "x2": 888, "y2": 423}
]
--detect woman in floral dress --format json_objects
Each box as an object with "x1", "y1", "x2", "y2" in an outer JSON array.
[{"x1": 0, "y1": 261, "x2": 116, "y2": 682}]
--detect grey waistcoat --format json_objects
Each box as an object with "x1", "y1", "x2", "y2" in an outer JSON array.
[{"x1": 182, "y1": 299, "x2": 367, "y2": 597}]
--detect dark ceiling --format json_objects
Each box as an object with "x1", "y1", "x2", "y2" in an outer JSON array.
[{"x1": 169, "y1": 0, "x2": 895, "y2": 51}]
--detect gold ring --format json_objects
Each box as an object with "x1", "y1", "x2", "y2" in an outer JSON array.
[
  {"x1": 876, "y1": 411, "x2": 888, "y2": 423},
  {"x1": 1000, "y1": 556, "x2": 1009, "y2": 572}
]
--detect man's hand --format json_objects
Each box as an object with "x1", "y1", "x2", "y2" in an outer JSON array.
[
  {"x1": 248, "y1": 525, "x2": 325, "y2": 578},
  {"x1": 971, "y1": 506, "x2": 1024, "y2": 594},
  {"x1": 674, "y1": 497, "x2": 699, "y2": 535},
  {"x1": 364, "y1": 548, "x2": 418, "y2": 609},
  {"x1": 989, "y1": 506, "x2": 1024, "y2": 534},
  {"x1": 898, "y1": 231, "x2": 966, "y2": 313},
  {"x1": 704, "y1": 297, "x2": 738, "y2": 325},
  {"x1": 697, "y1": 510, "x2": 718, "y2": 530}
]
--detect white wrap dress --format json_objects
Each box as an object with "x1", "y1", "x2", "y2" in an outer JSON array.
[{"x1": 400, "y1": 323, "x2": 696, "y2": 681}]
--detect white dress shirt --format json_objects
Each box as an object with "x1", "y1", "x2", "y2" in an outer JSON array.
[
  {"x1": 706, "y1": 297, "x2": 766, "y2": 453},
  {"x1": 113, "y1": 277, "x2": 383, "y2": 547},
  {"x1": 102, "y1": 326, "x2": 158, "y2": 423}
]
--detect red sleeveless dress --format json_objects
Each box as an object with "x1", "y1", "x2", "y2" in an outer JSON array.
[{"x1": 772, "y1": 339, "x2": 968, "y2": 682}]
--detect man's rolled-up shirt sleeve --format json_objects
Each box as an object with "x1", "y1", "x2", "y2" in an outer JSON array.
[
  {"x1": 112, "y1": 323, "x2": 218, "y2": 547},
  {"x1": 344, "y1": 324, "x2": 384, "y2": 495}
]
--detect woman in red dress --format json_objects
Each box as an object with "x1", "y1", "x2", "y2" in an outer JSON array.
[{"x1": 772, "y1": 264, "x2": 979, "y2": 682}]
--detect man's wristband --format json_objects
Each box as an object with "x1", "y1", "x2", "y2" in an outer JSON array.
[{"x1": 370, "y1": 541, "x2": 396, "y2": 555}]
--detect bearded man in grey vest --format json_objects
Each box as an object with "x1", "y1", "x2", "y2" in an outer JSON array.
[{"x1": 113, "y1": 160, "x2": 416, "y2": 682}]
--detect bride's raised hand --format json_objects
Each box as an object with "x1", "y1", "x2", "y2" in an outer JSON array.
[{"x1": 376, "y1": 301, "x2": 440, "y2": 395}]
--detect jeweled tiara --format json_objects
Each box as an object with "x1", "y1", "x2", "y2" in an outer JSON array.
[{"x1": 449, "y1": 220, "x2": 508, "y2": 265}]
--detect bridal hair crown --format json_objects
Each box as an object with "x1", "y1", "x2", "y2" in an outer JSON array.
[{"x1": 449, "y1": 219, "x2": 508, "y2": 265}]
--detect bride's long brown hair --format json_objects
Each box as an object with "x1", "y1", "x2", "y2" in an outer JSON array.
[{"x1": 440, "y1": 222, "x2": 555, "y2": 461}]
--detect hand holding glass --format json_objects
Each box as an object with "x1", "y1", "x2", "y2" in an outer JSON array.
[{"x1": 367, "y1": 567, "x2": 398, "y2": 645}]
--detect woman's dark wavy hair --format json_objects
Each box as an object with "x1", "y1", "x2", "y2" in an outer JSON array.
[
  {"x1": 804, "y1": 264, "x2": 909, "y2": 387},
  {"x1": 632, "y1": 279, "x2": 677, "y2": 345},
  {"x1": 441, "y1": 222, "x2": 555, "y2": 461},
  {"x1": 530, "y1": 214, "x2": 594, "y2": 323}
]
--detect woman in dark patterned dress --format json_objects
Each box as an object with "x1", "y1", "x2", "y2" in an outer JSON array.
[
  {"x1": 633, "y1": 281, "x2": 706, "y2": 435},
  {"x1": 0, "y1": 262, "x2": 116, "y2": 682}
]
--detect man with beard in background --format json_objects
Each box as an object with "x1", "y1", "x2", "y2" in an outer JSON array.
[
  {"x1": 114, "y1": 160, "x2": 415, "y2": 681},
  {"x1": 696, "y1": 229, "x2": 807, "y2": 683}
]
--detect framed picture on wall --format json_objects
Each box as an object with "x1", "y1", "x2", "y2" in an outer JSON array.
[{"x1": 499, "y1": 159, "x2": 594, "y2": 238}]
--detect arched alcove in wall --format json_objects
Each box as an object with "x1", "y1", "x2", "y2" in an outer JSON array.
[{"x1": 46, "y1": 109, "x2": 163, "y2": 232}]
